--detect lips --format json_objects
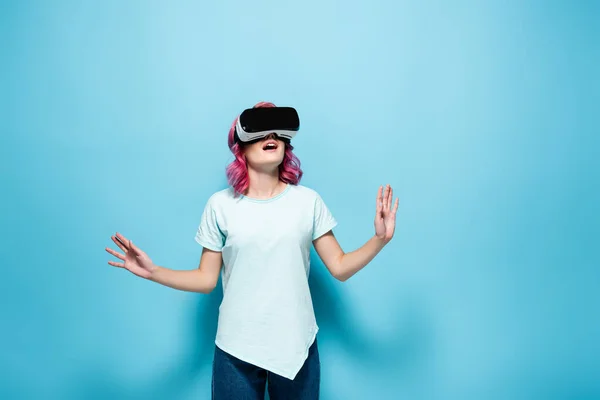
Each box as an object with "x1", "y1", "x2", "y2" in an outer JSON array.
[{"x1": 262, "y1": 140, "x2": 278, "y2": 151}]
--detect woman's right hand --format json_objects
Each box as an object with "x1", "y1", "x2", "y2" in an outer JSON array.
[{"x1": 106, "y1": 232, "x2": 157, "y2": 279}]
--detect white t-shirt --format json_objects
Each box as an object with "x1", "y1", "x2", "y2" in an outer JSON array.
[{"x1": 194, "y1": 183, "x2": 337, "y2": 380}]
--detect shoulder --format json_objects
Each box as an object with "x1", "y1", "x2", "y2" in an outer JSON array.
[
  {"x1": 204, "y1": 187, "x2": 238, "y2": 209},
  {"x1": 209, "y1": 187, "x2": 236, "y2": 201}
]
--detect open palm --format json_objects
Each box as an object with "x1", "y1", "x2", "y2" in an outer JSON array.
[
  {"x1": 105, "y1": 232, "x2": 156, "y2": 279},
  {"x1": 374, "y1": 184, "x2": 399, "y2": 243}
]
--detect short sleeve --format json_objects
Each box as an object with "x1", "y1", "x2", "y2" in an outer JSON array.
[
  {"x1": 194, "y1": 197, "x2": 225, "y2": 251},
  {"x1": 312, "y1": 193, "x2": 338, "y2": 240}
]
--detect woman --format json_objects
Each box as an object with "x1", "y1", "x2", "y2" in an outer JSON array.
[{"x1": 105, "y1": 101, "x2": 398, "y2": 399}]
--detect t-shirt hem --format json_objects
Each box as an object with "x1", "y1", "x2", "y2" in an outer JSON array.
[
  {"x1": 312, "y1": 221, "x2": 338, "y2": 241},
  {"x1": 214, "y1": 325, "x2": 319, "y2": 381},
  {"x1": 194, "y1": 235, "x2": 223, "y2": 252}
]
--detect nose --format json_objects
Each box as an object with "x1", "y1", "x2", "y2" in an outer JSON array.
[{"x1": 265, "y1": 132, "x2": 277, "y2": 140}]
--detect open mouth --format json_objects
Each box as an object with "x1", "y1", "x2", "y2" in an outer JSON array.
[{"x1": 262, "y1": 141, "x2": 278, "y2": 151}]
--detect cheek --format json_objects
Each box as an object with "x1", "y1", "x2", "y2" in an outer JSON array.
[
  {"x1": 243, "y1": 145, "x2": 261, "y2": 159},
  {"x1": 245, "y1": 150, "x2": 257, "y2": 162},
  {"x1": 246, "y1": 147, "x2": 263, "y2": 162}
]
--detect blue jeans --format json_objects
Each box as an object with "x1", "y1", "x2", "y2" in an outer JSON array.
[{"x1": 211, "y1": 338, "x2": 320, "y2": 399}]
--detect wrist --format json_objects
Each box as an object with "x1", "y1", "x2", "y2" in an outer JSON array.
[
  {"x1": 148, "y1": 264, "x2": 161, "y2": 280},
  {"x1": 373, "y1": 234, "x2": 389, "y2": 247}
]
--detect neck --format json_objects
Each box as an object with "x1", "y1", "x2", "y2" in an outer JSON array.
[{"x1": 245, "y1": 166, "x2": 286, "y2": 199}]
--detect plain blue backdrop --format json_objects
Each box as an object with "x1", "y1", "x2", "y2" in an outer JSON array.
[{"x1": 1, "y1": 1, "x2": 598, "y2": 399}]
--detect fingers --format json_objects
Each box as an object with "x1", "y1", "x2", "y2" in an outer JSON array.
[
  {"x1": 105, "y1": 247, "x2": 125, "y2": 260},
  {"x1": 129, "y1": 240, "x2": 144, "y2": 256},
  {"x1": 378, "y1": 184, "x2": 397, "y2": 213},
  {"x1": 377, "y1": 184, "x2": 396, "y2": 212},
  {"x1": 113, "y1": 233, "x2": 129, "y2": 252},
  {"x1": 106, "y1": 238, "x2": 126, "y2": 268},
  {"x1": 383, "y1": 184, "x2": 390, "y2": 210},
  {"x1": 108, "y1": 260, "x2": 125, "y2": 268},
  {"x1": 111, "y1": 236, "x2": 125, "y2": 251},
  {"x1": 111, "y1": 232, "x2": 145, "y2": 258}
]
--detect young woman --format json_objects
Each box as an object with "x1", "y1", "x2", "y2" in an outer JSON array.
[{"x1": 106, "y1": 101, "x2": 399, "y2": 399}]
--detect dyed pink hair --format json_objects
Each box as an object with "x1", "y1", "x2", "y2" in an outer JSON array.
[{"x1": 226, "y1": 101, "x2": 303, "y2": 196}]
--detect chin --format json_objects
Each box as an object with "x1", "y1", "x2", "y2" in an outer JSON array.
[
  {"x1": 261, "y1": 158, "x2": 284, "y2": 168},
  {"x1": 246, "y1": 148, "x2": 284, "y2": 169},
  {"x1": 261, "y1": 151, "x2": 284, "y2": 161}
]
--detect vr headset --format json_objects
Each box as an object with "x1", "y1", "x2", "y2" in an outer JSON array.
[{"x1": 234, "y1": 106, "x2": 300, "y2": 144}]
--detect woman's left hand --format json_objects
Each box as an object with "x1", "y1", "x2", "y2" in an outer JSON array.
[{"x1": 374, "y1": 184, "x2": 399, "y2": 243}]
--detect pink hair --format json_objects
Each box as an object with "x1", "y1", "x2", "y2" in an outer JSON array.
[{"x1": 226, "y1": 101, "x2": 303, "y2": 196}]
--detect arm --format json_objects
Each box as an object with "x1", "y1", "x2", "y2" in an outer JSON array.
[
  {"x1": 313, "y1": 231, "x2": 387, "y2": 282},
  {"x1": 313, "y1": 184, "x2": 399, "y2": 282},
  {"x1": 106, "y1": 233, "x2": 222, "y2": 294},
  {"x1": 150, "y1": 247, "x2": 222, "y2": 294}
]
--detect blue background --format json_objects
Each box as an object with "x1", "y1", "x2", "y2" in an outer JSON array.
[{"x1": 1, "y1": 1, "x2": 598, "y2": 399}]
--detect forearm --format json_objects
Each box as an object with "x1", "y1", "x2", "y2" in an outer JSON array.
[
  {"x1": 336, "y1": 235, "x2": 387, "y2": 281},
  {"x1": 149, "y1": 266, "x2": 216, "y2": 294}
]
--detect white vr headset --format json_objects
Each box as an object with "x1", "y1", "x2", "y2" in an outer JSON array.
[{"x1": 234, "y1": 107, "x2": 300, "y2": 144}]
